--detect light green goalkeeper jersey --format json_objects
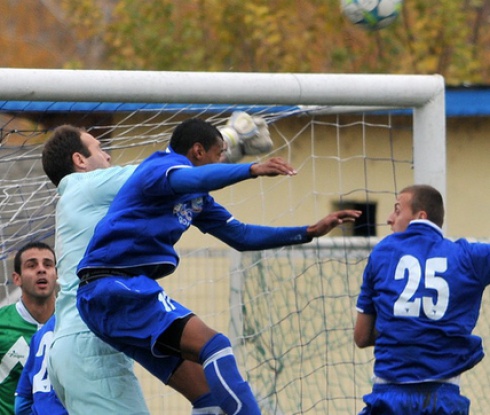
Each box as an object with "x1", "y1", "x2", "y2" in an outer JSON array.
[
  {"x1": 53, "y1": 165, "x2": 136, "y2": 339},
  {"x1": 0, "y1": 301, "x2": 41, "y2": 415}
]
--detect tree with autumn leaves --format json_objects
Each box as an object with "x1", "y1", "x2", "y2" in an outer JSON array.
[{"x1": 2, "y1": 0, "x2": 490, "y2": 85}]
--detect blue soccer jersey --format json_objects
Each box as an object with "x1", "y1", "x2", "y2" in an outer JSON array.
[
  {"x1": 15, "y1": 316, "x2": 67, "y2": 415},
  {"x1": 76, "y1": 146, "x2": 313, "y2": 415},
  {"x1": 78, "y1": 147, "x2": 310, "y2": 279},
  {"x1": 356, "y1": 220, "x2": 490, "y2": 383}
]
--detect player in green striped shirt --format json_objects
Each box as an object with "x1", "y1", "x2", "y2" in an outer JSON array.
[{"x1": 0, "y1": 241, "x2": 57, "y2": 415}]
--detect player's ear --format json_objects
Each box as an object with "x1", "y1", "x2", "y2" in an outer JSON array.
[
  {"x1": 193, "y1": 142, "x2": 206, "y2": 159},
  {"x1": 417, "y1": 211, "x2": 428, "y2": 220},
  {"x1": 11, "y1": 272, "x2": 22, "y2": 287},
  {"x1": 72, "y1": 151, "x2": 88, "y2": 172},
  {"x1": 186, "y1": 142, "x2": 206, "y2": 165}
]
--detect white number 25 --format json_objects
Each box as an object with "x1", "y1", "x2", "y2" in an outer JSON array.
[{"x1": 393, "y1": 255, "x2": 449, "y2": 320}]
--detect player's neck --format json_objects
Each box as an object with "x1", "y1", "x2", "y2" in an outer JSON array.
[{"x1": 20, "y1": 295, "x2": 55, "y2": 324}]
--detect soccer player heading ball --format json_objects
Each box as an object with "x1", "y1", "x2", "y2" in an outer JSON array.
[{"x1": 77, "y1": 117, "x2": 361, "y2": 414}]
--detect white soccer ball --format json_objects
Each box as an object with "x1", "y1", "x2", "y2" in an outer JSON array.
[{"x1": 341, "y1": 0, "x2": 403, "y2": 30}]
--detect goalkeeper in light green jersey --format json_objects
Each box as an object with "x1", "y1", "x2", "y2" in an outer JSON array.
[{"x1": 0, "y1": 241, "x2": 57, "y2": 415}]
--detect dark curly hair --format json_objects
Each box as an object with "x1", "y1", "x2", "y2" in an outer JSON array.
[{"x1": 170, "y1": 118, "x2": 222, "y2": 155}]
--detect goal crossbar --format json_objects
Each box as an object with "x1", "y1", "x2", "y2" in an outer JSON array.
[
  {"x1": 0, "y1": 69, "x2": 446, "y2": 199},
  {"x1": 0, "y1": 69, "x2": 443, "y2": 107}
]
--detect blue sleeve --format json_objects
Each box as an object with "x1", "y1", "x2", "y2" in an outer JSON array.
[
  {"x1": 15, "y1": 331, "x2": 35, "y2": 415},
  {"x1": 14, "y1": 395, "x2": 33, "y2": 415},
  {"x1": 461, "y1": 240, "x2": 490, "y2": 286},
  {"x1": 15, "y1": 339, "x2": 34, "y2": 398},
  {"x1": 356, "y1": 255, "x2": 376, "y2": 315},
  {"x1": 194, "y1": 198, "x2": 311, "y2": 250},
  {"x1": 168, "y1": 163, "x2": 254, "y2": 193},
  {"x1": 210, "y1": 218, "x2": 311, "y2": 251}
]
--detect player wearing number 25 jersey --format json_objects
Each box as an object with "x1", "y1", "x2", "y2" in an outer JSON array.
[
  {"x1": 357, "y1": 220, "x2": 490, "y2": 380},
  {"x1": 355, "y1": 185, "x2": 490, "y2": 415}
]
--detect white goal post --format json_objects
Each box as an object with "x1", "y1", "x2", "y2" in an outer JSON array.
[
  {"x1": 0, "y1": 68, "x2": 446, "y2": 197},
  {"x1": 0, "y1": 69, "x2": 448, "y2": 414}
]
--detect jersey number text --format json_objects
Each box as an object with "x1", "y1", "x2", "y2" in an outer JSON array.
[{"x1": 393, "y1": 255, "x2": 449, "y2": 320}]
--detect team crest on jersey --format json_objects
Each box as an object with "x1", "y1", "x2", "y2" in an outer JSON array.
[{"x1": 173, "y1": 197, "x2": 204, "y2": 226}]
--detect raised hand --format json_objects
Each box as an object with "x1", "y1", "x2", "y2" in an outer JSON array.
[
  {"x1": 249, "y1": 157, "x2": 297, "y2": 177},
  {"x1": 306, "y1": 210, "x2": 363, "y2": 237}
]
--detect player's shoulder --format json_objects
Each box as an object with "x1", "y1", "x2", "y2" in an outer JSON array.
[
  {"x1": 61, "y1": 166, "x2": 137, "y2": 199},
  {"x1": 371, "y1": 233, "x2": 399, "y2": 251},
  {"x1": 0, "y1": 305, "x2": 36, "y2": 346},
  {"x1": 0, "y1": 303, "x2": 18, "y2": 318},
  {"x1": 0, "y1": 302, "x2": 16, "y2": 311},
  {"x1": 41, "y1": 315, "x2": 56, "y2": 332},
  {"x1": 86, "y1": 165, "x2": 137, "y2": 181},
  {"x1": 135, "y1": 151, "x2": 191, "y2": 183},
  {"x1": 68, "y1": 165, "x2": 136, "y2": 182},
  {"x1": 451, "y1": 237, "x2": 490, "y2": 258},
  {"x1": 31, "y1": 318, "x2": 55, "y2": 345},
  {"x1": 142, "y1": 150, "x2": 190, "y2": 167}
]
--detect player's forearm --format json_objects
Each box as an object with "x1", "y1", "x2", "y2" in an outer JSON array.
[
  {"x1": 354, "y1": 312, "x2": 377, "y2": 348},
  {"x1": 211, "y1": 220, "x2": 312, "y2": 251},
  {"x1": 169, "y1": 163, "x2": 254, "y2": 193}
]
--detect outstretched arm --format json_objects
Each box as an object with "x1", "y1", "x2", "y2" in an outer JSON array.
[
  {"x1": 199, "y1": 206, "x2": 362, "y2": 252},
  {"x1": 306, "y1": 210, "x2": 362, "y2": 238},
  {"x1": 168, "y1": 157, "x2": 297, "y2": 193}
]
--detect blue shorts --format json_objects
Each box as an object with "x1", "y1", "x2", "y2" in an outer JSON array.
[
  {"x1": 359, "y1": 382, "x2": 470, "y2": 415},
  {"x1": 77, "y1": 275, "x2": 192, "y2": 384}
]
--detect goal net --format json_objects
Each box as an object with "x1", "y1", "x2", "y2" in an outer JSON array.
[{"x1": 0, "y1": 69, "x2": 466, "y2": 414}]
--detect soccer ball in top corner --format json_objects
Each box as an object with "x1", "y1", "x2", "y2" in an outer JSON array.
[{"x1": 341, "y1": 0, "x2": 403, "y2": 31}]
